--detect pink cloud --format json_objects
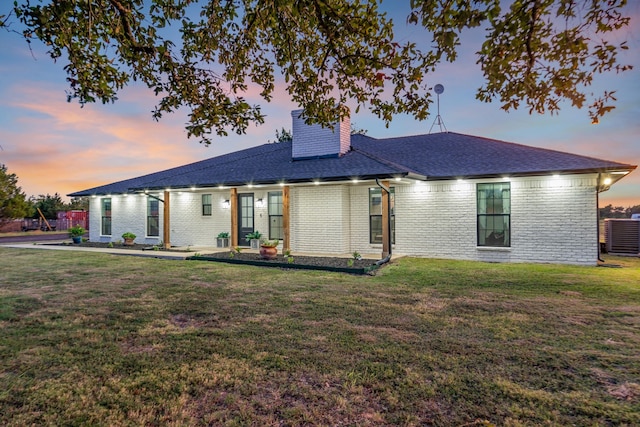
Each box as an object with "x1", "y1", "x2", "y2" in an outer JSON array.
[
  {"x1": 1, "y1": 84, "x2": 208, "y2": 198},
  {"x1": 0, "y1": 78, "x2": 306, "y2": 199}
]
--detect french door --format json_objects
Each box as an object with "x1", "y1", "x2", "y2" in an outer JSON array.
[{"x1": 237, "y1": 193, "x2": 254, "y2": 246}]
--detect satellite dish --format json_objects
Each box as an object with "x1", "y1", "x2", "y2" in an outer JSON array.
[{"x1": 434, "y1": 84, "x2": 444, "y2": 94}]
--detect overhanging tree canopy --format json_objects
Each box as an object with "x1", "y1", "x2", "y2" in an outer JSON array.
[{"x1": 2, "y1": 0, "x2": 632, "y2": 145}]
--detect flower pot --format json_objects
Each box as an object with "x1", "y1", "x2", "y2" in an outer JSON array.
[
  {"x1": 217, "y1": 237, "x2": 229, "y2": 248},
  {"x1": 259, "y1": 245, "x2": 278, "y2": 260},
  {"x1": 123, "y1": 237, "x2": 135, "y2": 246},
  {"x1": 72, "y1": 236, "x2": 82, "y2": 244},
  {"x1": 250, "y1": 239, "x2": 260, "y2": 250}
]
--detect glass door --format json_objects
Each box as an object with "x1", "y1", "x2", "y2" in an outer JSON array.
[{"x1": 237, "y1": 193, "x2": 254, "y2": 246}]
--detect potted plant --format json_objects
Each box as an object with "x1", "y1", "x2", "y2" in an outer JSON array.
[
  {"x1": 259, "y1": 239, "x2": 279, "y2": 260},
  {"x1": 245, "y1": 230, "x2": 262, "y2": 249},
  {"x1": 216, "y1": 231, "x2": 230, "y2": 248},
  {"x1": 68, "y1": 225, "x2": 85, "y2": 244},
  {"x1": 121, "y1": 232, "x2": 136, "y2": 246}
]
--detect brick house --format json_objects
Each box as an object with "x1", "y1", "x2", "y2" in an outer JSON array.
[{"x1": 69, "y1": 110, "x2": 636, "y2": 265}]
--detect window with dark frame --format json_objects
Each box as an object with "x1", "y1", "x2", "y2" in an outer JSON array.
[
  {"x1": 147, "y1": 197, "x2": 160, "y2": 237},
  {"x1": 369, "y1": 187, "x2": 395, "y2": 244},
  {"x1": 202, "y1": 194, "x2": 212, "y2": 216},
  {"x1": 268, "y1": 191, "x2": 283, "y2": 240},
  {"x1": 477, "y1": 182, "x2": 511, "y2": 247},
  {"x1": 101, "y1": 198, "x2": 111, "y2": 236}
]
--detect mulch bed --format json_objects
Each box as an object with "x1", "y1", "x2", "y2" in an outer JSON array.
[
  {"x1": 51, "y1": 242, "x2": 383, "y2": 273},
  {"x1": 196, "y1": 251, "x2": 378, "y2": 270}
]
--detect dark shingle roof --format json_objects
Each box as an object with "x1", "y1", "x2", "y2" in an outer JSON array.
[
  {"x1": 352, "y1": 132, "x2": 635, "y2": 179},
  {"x1": 69, "y1": 132, "x2": 636, "y2": 196}
]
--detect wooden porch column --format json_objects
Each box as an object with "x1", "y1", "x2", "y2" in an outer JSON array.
[
  {"x1": 283, "y1": 186, "x2": 290, "y2": 252},
  {"x1": 381, "y1": 180, "x2": 390, "y2": 258},
  {"x1": 163, "y1": 190, "x2": 171, "y2": 249},
  {"x1": 230, "y1": 188, "x2": 238, "y2": 247}
]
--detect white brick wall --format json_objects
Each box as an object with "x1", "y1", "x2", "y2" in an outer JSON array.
[
  {"x1": 168, "y1": 191, "x2": 231, "y2": 247},
  {"x1": 89, "y1": 194, "x2": 161, "y2": 245},
  {"x1": 163, "y1": 189, "x2": 271, "y2": 247},
  {"x1": 290, "y1": 185, "x2": 351, "y2": 253},
  {"x1": 89, "y1": 173, "x2": 599, "y2": 264},
  {"x1": 346, "y1": 174, "x2": 598, "y2": 264},
  {"x1": 382, "y1": 174, "x2": 598, "y2": 265},
  {"x1": 291, "y1": 109, "x2": 350, "y2": 159}
]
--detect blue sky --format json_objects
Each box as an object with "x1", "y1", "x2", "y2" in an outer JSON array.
[{"x1": 0, "y1": 2, "x2": 638, "y2": 207}]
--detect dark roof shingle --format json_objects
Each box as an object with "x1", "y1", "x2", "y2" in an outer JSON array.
[{"x1": 69, "y1": 132, "x2": 635, "y2": 196}]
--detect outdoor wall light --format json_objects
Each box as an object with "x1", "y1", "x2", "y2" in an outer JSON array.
[
  {"x1": 256, "y1": 198, "x2": 265, "y2": 208},
  {"x1": 222, "y1": 199, "x2": 230, "y2": 209},
  {"x1": 603, "y1": 177, "x2": 612, "y2": 185}
]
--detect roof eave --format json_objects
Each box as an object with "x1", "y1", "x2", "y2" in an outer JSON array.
[
  {"x1": 69, "y1": 172, "x2": 430, "y2": 196},
  {"x1": 424, "y1": 166, "x2": 636, "y2": 182}
]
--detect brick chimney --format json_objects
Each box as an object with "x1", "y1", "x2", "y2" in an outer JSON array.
[{"x1": 291, "y1": 109, "x2": 350, "y2": 160}]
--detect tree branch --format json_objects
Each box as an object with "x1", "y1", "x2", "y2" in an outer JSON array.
[
  {"x1": 108, "y1": 0, "x2": 153, "y2": 53},
  {"x1": 525, "y1": 0, "x2": 539, "y2": 75}
]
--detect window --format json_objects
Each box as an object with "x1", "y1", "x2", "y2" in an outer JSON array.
[
  {"x1": 369, "y1": 187, "x2": 395, "y2": 244},
  {"x1": 268, "y1": 191, "x2": 283, "y2": 240},
  {"x1": 477, "y1": 183, "x2": 510, "y2": 247},
  {"x1": 101, "y1": 198, "x2": 112, "y2": 236},
  {"x1": 202, "y1": 194, "x2": 212, "y2": 216},
  {"x1": 147, "y1": 197, "x2": 160, "y2": 237}
]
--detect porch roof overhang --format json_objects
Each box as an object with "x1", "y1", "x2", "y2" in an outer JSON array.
[{"x1": 77, "y1": 172, "x2": 429, "y2": 197}]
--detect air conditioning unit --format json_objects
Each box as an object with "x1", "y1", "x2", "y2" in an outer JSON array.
[{"x1": 605, "y1": 219, "x2": 640, "y2": 255}]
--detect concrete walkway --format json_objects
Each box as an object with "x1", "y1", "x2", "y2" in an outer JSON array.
[
  {"x1": 1, "y1": 240, "x2": 386, "y2": 261},
  {"x1": 0, "y1": 241, "x2": 204, "y2": 260}
]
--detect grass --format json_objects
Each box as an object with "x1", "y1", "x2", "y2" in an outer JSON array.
[{"x1": 0, "y1": 248, "x2": 638, "y2": 426}]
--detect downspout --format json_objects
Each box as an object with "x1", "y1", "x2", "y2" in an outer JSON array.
[
  {"x1": 596, "y1": 173, "x2": 605, "y2": 262},
  {"x1": 375, "y1": 178, "x2": 392, "y2": 266}
]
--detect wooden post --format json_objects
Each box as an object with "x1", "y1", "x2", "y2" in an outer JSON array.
[
  {"x1": 381, "y1": 180, "x2": 390, "y2": 258},
  {"x1": 36, "y1": 208, "x2": 53, "y2": 231},
  {"x1": 283, "y1": 186, "x2": 290, "y2": 252},
  {"x1": 230, "y1": 188, "x2": 238, "y2": 247},
  {"x1": 163, "y1": 190, "x2": 171, "y2": 249}
]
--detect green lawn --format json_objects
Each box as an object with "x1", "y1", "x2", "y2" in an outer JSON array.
[{"x1": 1, "y1": 248, "x2": 638, "y2": 426}]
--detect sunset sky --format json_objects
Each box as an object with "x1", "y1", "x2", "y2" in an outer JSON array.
[{"x1": 0, "y1": 3, "x2": 638, "y2": 208}]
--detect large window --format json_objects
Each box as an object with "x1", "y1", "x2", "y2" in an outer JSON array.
[
  {"x1": 268, "y1": 191, "x2": 283, "y2": 240},
  {"x1": 101, "y1": 198, "x2": 111, "y2": 236},
  {"x1": 202, "y1": 194, "x2": 212, "y2": 216},
  {"x1": 147, "y1": 197, "x2": 160, "y2": 237},
  {"x1": 477, "y1": 183, "x2": 510, "y2": 247},
  {"x1": 369, "y1": 187, "x2": 395, "y2": 244}
]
